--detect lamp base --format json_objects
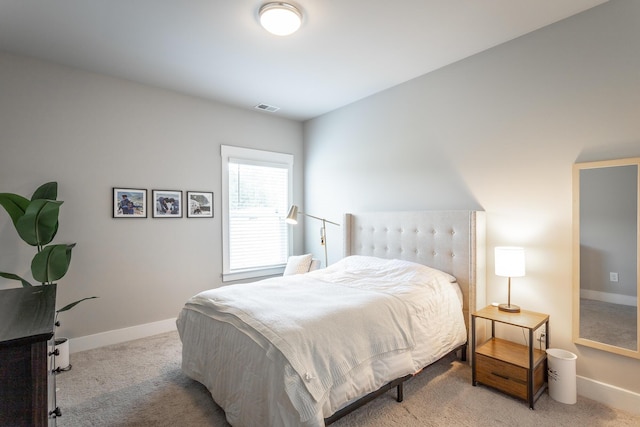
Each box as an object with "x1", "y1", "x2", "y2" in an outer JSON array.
[{"x1": 498, "y1": 303, "x2": 521, "y2": 313}]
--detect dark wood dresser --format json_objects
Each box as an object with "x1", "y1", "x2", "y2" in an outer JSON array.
[{"x1": 0, "y1": 285, "x2": 56, "y2": 427}]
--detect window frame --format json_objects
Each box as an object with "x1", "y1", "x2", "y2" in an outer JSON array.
[{"x1": 221, "y1": 145, "x2": 293, "y2": 282}]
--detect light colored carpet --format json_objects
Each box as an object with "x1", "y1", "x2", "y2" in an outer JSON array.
[
  {"x1": 56, "y1": 331, "x2": 639, "y2": 426},
  {"x1": 580, "y1": 298, "x2": 637, "y2": 350}
]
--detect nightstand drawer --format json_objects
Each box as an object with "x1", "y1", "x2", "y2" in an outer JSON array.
[
  {"x1": 476, "y1": 353, "x2": 546, "y2": 401},
  {"x1": 476, "y1": 354, "x2": 528, "y2": 399}
]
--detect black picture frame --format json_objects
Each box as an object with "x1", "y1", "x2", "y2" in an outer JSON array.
[
  {"x1": 187, "y1": 191, "x2": 213, "y2": 218},
  {"x1": 113, "y1": 187, "x2": 147, "y2": 218},
  {"x1": 152, "y1": 190, "x2": 183, "y2": 218}
]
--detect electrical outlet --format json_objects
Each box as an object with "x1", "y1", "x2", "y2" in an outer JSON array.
[
  {"x1": 610, "y1": 272, "x2": 619, "y2": 282},
  {"x1": 535, "y1": 326, "x2": 546, "y2": 342}
]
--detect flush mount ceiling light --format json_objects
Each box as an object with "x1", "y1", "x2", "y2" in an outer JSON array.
[{"x1": 259, "y1": 2, "x2": 302, "y2": 36}]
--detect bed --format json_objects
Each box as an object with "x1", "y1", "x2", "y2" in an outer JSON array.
[{"x1": 177, "y1": 210, "x2": 486, "y2": 426}]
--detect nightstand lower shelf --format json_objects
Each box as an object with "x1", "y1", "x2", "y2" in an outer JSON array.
[{"x1": 474, "y1": 338, "x2": 547, "y2": 406}]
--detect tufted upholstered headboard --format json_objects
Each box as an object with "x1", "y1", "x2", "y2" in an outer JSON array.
[{"x1": 343, "y1": 211, "x2": 486, "y2": 346}]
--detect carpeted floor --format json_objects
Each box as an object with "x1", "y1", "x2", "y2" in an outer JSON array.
[
  {"x1": 580, "y1": 298, "x2": 637, "y2": 350},
  {"x1": 55, "y1": 331, "x2": 640, "y2": 426}
]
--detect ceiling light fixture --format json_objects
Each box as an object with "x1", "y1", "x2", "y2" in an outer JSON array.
[{"x1": 259, "y1": 2, "x2": 302, "y2": 36}]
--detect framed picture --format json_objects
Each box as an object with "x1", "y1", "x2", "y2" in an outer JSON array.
[
  {"x1": 113, "y1": 188, "x2": 147, "y2": 218},
  {"x1": 152, "y1": 190, "x2": 183, "y2": 218},
  {"x1": 187, "y1": 191, "x2": 213, "y2": 218}
]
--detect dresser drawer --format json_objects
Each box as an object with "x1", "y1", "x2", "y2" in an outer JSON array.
[{"x1": 476, "y1": 354, "x2": 528, "y2": 399}]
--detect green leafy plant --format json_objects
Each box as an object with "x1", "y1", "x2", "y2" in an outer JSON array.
[{"x1": 0, "y1": 182, "x2": 97, "y2": 317}]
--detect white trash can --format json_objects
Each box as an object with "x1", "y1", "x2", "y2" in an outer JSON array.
[
  {"x1": 54, "y1": 337, "x2": 70, "y2": 371},
  {"x1": 546, "y1": 348, "x2": 577, "y2": 404}
]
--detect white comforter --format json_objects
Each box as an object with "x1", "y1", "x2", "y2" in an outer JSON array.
[{"x1": 177, "y1": 256, "x2": 466, "y2": 426}]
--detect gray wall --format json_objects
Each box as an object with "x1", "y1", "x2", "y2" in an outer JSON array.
[
  {"x1": 0, "y1": 52, "x2": 304, "y2": 339},
  {"x1": 303, "y1": 0, "x2": 640, "y2": 394},
  {"x1": 580, "y1": 165, "x2": 637, "y2": 298}
]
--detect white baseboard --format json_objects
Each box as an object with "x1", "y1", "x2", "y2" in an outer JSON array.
[
  {"x1": 68, "y1": 318, "x2": 177, "y2": 353},
  {"x1": 580, "y1": 289, "x2": 637, "y2": 307},
  {"x1": 578, "y1": 375, "x2": 640, "y2": 415}
]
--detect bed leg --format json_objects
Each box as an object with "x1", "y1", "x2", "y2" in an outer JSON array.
[
  {"x1": 460, "y1": 343, "x2": 467, "y2": 362},
  {"x1": 325, "y1": 375, "x2": 411, "y2": 425}
]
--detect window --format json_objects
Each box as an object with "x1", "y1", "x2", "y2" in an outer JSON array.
[{"x1": 221, "y1": 145, "x2": 293, "y2": 281}]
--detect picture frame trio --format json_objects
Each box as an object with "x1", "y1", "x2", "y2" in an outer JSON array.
[{"x1": 113, "y1": 187, "x2": 213, "y2": 219}]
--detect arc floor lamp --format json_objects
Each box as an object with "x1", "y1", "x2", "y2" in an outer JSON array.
[{"x1": 285, "y1": 205, "x2": 339, "y2": 268}]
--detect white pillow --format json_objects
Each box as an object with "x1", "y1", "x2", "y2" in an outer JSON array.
[
  {"x1": 308, "y1": 259, "x2": 321, "y2": 272},
  {"x1": 283, "y1": 253, "x2": 313, "y2": 276}
]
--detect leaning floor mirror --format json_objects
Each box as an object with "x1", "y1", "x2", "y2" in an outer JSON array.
[{"x1": 573, "y1": 157, "x2": 640, "y2": 359}]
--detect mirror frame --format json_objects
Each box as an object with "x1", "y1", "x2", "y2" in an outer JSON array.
[{"x1": 573, "y1": 157, "x2": 640, "y2": 359}]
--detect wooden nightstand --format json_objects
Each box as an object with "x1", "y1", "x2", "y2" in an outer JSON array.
[{"x1": 471, "y1": 305, "x2": 549, "y2": 409}]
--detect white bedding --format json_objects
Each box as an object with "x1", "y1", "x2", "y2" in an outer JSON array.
[{"x1": 177, "y1": 256, "x2": 467, "y2": 426}]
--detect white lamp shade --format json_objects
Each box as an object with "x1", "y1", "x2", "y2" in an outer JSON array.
[
  {"x1": 495, "y1": 246, "x2": 525, "y2": 278},
  {"x1": 285, "y1": 205, "x2": 299, "y2": 224},
  {"x1": 259, "y1": 3, "x2": 302, "y2": 36}
]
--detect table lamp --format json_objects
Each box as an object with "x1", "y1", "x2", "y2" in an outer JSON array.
[{"x1": 495, "y1": 246, "x2": 525, "y2": 313}]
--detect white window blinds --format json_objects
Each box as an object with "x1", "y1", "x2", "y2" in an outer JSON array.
[{"x1": 221, "y1": 145, "x2": 293, "y2": 281}]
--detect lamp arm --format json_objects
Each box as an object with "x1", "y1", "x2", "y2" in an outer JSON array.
[{"x1": 298, "y1": 211, "x2": 340, "y2": 226}]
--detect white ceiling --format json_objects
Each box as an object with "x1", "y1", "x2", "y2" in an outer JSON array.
[{"x1": 0, "y1": 0, "x2": 608, "y2": 121}]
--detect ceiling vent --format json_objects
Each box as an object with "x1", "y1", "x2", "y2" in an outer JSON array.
[{"x1": 254, "y1": 103, "x2": 280, "y2": 113}]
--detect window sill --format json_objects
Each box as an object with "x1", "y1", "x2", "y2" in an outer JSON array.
[{"x1": 222, "y1": 266, "x2": 285, "y2": 283}]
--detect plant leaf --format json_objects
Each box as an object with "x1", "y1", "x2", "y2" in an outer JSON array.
[
  {"x1": 56, "y1": 296, "x2": 98, "y2": 313},
  {"x1": 31, "y1": 182, "x2": 58, "y2": 201},
  {"x1": 16, "y1": 199, "x2": 63, "y2": 246},
  {"x1": 0, "y1": 193, "x2": 30, "y2": 228},
  {"x1": 0, "y1": 272, "x2": 33, "y2": 287},
  {"x1": 31, "y1": 243, "x2": 75, "y2": 283}
]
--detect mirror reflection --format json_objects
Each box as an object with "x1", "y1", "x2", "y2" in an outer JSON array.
[{"x1": 574, "y1": 158, "x2": 640, "y2": 358}]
